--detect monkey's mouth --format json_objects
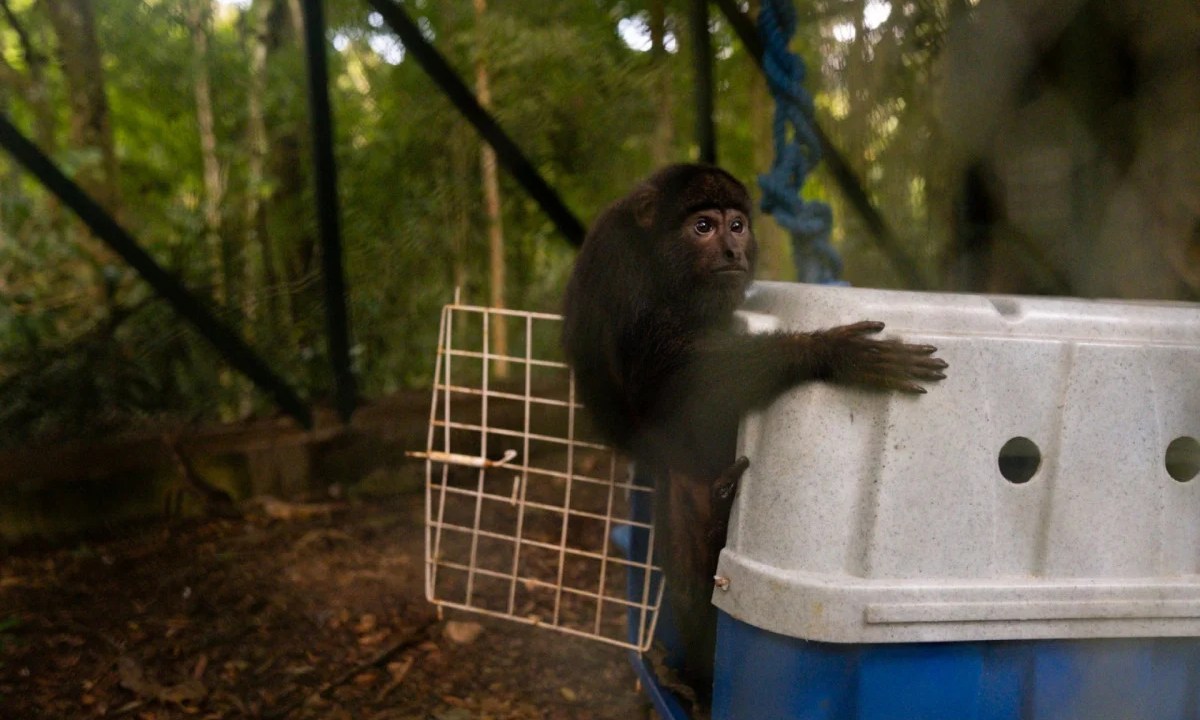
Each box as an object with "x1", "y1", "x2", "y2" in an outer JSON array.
[{"x1": 712, "y1": 266, "x2": 748, "y2": 276}]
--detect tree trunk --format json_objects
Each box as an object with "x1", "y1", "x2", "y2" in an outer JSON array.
[
  {"x1": 42, "y1": 0, "x2": 122, "y2": 312},
  {"x1": 285, "y1": 0, "x2": 305, "y2": 45},
  {"x1": 0, "y1": 0, "x2": 58, "y2": 232},
  {"x1": 188, "y1": 0, "x2": 228, "y2": 307},
  {"x1": 0, "y1": 85, "x2": 10, "y2": 233},
  {"x1": 473, "y1": 0, "x2": 508, "y2": 378},
  {"x1": 189, "y1": 0, "x2": 240, "y2": 416},
  {"x1": 0, "y1": 0, "x2": 55, "y2": 157},
  {"x1": 42, "y1": 0, "x2": 121, "y2": 218},
  {"x1": 844, "y1": 0, "x2": 870, "y2": 163},
  {"x1": 449, "y1": 121, "x2": 472, "y2": 296},
  {"x1": 648, "y1": 0, "x2": 674, "y2": 167},
  {"x1": 265, "y1": 0, "x2": 311, "y2": 331},
  {"x1": 0, "y1": 51, "x2": 22, "y2": 94},
  {"x1": 245, "y1": 0, "x2": 281, "y2": 336}
]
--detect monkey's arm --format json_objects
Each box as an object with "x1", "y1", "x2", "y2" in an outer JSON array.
[{"x1": 683, "y1": 320, "x2": 947, "y2": 417}]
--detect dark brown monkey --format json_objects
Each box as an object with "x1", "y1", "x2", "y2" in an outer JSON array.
[{"x1": 562, "y1": 164, "x2": 946, "y2": 704}]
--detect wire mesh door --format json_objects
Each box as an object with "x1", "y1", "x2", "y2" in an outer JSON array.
[{"x1": 416, "y1": 300, "x2": 663, "y2": 652}]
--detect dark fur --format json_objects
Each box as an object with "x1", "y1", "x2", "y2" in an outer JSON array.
[{"x1": 562, "y1": 164, "x2": 946, "y2": 704}]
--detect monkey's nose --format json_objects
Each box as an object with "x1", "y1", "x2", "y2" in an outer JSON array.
[{"x1": 723, "y1": 247, "x2": 740, "y2": 261}]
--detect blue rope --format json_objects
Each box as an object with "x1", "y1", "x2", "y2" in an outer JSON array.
[{"x1": 757, "y1": 0, "x2": 841, "y2": 283}]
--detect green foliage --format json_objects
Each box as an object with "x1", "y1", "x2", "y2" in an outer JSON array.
[
  {"x1": 0, "y1": 615, "x2": 18, "y2": 634},
  {"x1": 0, "y1": 0, "x2": 959, "y2": 446},
  {"x1": 0, "y1": 613, "x2": 20, "y2": 672}
]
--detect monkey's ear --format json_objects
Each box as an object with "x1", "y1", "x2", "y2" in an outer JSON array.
[{"x1": 630, "y1": 186, "x2": 659, "y2": 230}]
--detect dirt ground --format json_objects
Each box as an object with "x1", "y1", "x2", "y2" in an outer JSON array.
[{"x1": 0, "y1": 494, "x2": 656, "y2": 719}]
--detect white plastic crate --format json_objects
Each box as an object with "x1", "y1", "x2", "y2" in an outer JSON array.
[{"x1": 714, "y1": 281, "x2": 1200, "y2": 644}]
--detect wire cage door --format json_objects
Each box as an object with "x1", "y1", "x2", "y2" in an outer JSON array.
[{"x1": 417, "y1": 300, "x2": 664, "y2": 652}]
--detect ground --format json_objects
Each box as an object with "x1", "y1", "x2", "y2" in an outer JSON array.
[{"x1": 0, "y1": 494, "x2": 655, "y2": 719}]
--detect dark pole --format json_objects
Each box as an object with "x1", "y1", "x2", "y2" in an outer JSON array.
[
  {"x1": 366, "y1": 0, "x2": 586, "y2": 247},
  {"x1": 712, "y1": 0, "x2": 928, "y2": 289},
  {"x1": 0, "y1": 113, "x2": 313, "y2": 428},
  {"x1": 690, "y1": 0, "x2": 716, "y2": 164},
  {"x1": 299, "y1": 0, "x2": 357, "y2": 422},
  {"x1": 712, "y1": 0, "x2": 765, "y2": 60}
]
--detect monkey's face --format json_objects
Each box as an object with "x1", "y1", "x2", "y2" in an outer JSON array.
[{"x1": 681, "y1": 207, "x2": 757, "y2": 294}]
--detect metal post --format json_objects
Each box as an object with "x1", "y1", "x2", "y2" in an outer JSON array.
[
  {"x1": 299, "y1": 0, "x2": 358, "y2": 422},
  {"x1": 0, "y1": 113, "x2": 313, "y2": 428},
  {"x1": 365, "y1": 0, "x2": 586, "y2": 246},
  {"x1": 690, "y1": 0, "x2": 716, "y2": 164}
]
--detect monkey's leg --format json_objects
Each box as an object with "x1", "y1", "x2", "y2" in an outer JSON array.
[{"x1": 661, "y1": 456, "x2": 750, "y2": 711}]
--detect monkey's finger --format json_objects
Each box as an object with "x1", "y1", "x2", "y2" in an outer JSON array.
[
  {"x1": 714, "y1": 457, "x2": 749, "y2": 502},
  {"x1": 885, "y1": 380, "x2": 928, "y2": 394},
  {"x1": 855, "y1": 373, "x2": 928, "y2": 393},
  {"x1": 884, "y1": 359, "x2": 947, "y2": 381},
  {"x1": 870, "y1": 349, "x2": 948, "y2": 371},
  {"x1": 884, "y1": 343, "x2": 943, "y2": 358},
  {"x1": 840, "y1": 320, "x2": 885, "y2": 335},
  {"x1": 897, "y1": 381, "x2": 928, "y2": 393},
  {"x1": 866, "y1": 359, "x2": 945, "y2": 378},
  {"x1": 873, "y1": 346, "x2": 948, "y2": 368},
  {"x1": 903, "y1": 355, "x2": 949, "y2": 370},
  {"x1": 713, "y1": 481, "x2": 738, "y2": 502},
  {"x1": 718, "y1": 456, "x2": 750, "y2": 480}
]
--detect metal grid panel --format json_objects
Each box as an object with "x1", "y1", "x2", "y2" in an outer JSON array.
[{"x1": 419, "y1": 301, "x2": 663, "y2": 651}]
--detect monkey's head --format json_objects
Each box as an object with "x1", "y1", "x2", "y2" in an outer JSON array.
[{"x1": 631, "y1": 164, "x2": 757, "y2": 320}]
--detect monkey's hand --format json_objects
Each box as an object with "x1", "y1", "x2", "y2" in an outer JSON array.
[
  {"x1": 707, "y1": 456, "x2": 750, "y2": 546},
  {"x1": 816, "y1": 321, "x2": 947, "y2": 394}
]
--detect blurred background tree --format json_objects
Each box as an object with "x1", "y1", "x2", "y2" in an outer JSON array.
[{"x1": 0, "y1": 0, "x2": 1196, "y2": 448}]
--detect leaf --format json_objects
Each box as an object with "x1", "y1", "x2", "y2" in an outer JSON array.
[
  {"x1": 117, "y1": 656, "x2": 208, "y2": 706},
  {"x1": 354, "y1": 613, "x2": 378, "y2": 634},
  {"x1": 442, "y1": 620, "x2": 483, "y2": 645}
]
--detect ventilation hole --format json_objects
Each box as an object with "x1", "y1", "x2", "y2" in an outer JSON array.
[
  {"x1": 998, "y1": 437, "x2": 1040, "y2": 484},
  {"x1": 1166, "y1": 437, "x2": 1200, "y2": 483}
]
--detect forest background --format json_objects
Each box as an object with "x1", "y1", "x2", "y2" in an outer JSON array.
[{"x1": 1, "y1": 0, "x2": 1197, "y2": 448}]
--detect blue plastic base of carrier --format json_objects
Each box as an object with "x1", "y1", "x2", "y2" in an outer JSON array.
[
  {"x1": 612, "y1": 521, "x2": 691, "y2": 720},
  {"x1": 713, "y1": 611, "x2": 1200, "y2": 720},
  {"x1": 613, "y1": 466, "x2": 695, "y2": 720}
]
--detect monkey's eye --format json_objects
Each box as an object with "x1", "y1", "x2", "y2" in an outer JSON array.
[
  {"x1": 694, "y1": 218, "x2": 714, "y2": 234},
  {"x1": 731, "y1": 219, "x2": 746, "y2": 234}
]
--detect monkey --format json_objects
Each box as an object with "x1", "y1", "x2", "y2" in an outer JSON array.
[{"x1": 561, "y1": 164, "x2": 946, "y2": 706}]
